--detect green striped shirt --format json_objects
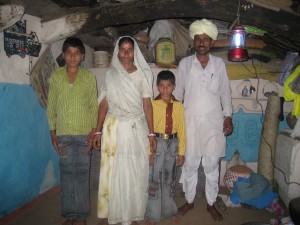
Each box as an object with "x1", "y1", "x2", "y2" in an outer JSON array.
[{"x1": 47, "y1": 67, "x2": 98, "y2": 136}]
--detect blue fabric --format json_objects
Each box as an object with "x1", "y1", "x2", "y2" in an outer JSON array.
[
  {"x1": 224, "y1": 108, "x2": 289, "y2": 162},
  {"x1": 230, "y1": 177, "x2": 278, "y2": 209},
  {"x1": 0, "y1": 83, "x2": 60, "y2": 219},
  {"x1": 235, "y1": 172, "x2": 270, "y2": 201}
]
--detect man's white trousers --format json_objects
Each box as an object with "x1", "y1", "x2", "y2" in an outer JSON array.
[{"x1": 180, "y1": 156, "x2": 220, "y2": 206}]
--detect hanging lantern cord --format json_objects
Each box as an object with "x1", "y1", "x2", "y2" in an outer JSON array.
[{"x1": 229, "y1": 0, "x2": 241, "y2": 31}]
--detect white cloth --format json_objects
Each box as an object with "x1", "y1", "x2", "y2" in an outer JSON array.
[
  {"x1": 173, "y1": 54, "x2": 232, "y2": 158},
  {"x1": 148, "y1": 20, "x2": 174, "y2": 48},
  {"x1": 175, "y1": 53, "x2": 232, "y2": 204},
  {"x1": 291, "y1": 117, "x2": 300, "y2": 138},
  {"x1": 180, "y1": 156, "x2": 220, "y2": 205},
  {"x1": 97, "y1": 36, "x2": 153, "y2": 225},
  {"x1": 112, "y1": 36, "x2": 153, "y2": 96},
  {"x1": 189, "y1": 19, "x2": 218, "y2": 40}
]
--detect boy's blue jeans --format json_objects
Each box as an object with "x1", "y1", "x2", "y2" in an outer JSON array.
[
  {"x1": 145, "y1": 138, "x2": 178, "y2": 221},
  {"x1": 58, "y1": 135, "x2": 91, "y2": 220}
]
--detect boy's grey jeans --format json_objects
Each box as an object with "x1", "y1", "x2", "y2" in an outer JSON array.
[
  {"x1": 145, "y1": 138, "x2": 178, "y2": 221},
  {"x1": 58, "y1": 135, "x2": 91, "y2": 220}
]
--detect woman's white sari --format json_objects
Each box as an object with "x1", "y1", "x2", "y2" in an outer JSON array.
[{"x1": 97, "y1": 36, "x2": 153, "y2": 225}]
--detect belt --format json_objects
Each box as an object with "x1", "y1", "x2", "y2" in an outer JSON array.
[{"x1": 155, "y1": 132, "x2": 177, "y2": 140}]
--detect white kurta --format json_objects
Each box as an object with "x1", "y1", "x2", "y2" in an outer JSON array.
[{"x1": 173, "y1": 54, "x2": 232, "y2": 158}]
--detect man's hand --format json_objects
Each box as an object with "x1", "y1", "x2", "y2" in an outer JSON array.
[
  {"x1": 223, "y1": 117, "x2": 233, "y2": 136},
  {"x1": 176, "y1": 155, "x2": 185, "y2": 166}
]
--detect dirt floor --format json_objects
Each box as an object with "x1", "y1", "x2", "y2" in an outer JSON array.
[{"x1": 2, "y1": 187, "x2": 286, "y2": 225}]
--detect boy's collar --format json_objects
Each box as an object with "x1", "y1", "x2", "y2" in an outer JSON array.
[{"x1": 154, "y1": 94, "x2": 178, "y2": 102}]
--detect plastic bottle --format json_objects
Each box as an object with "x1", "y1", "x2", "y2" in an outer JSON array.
[
  {"x1": 242, "y1": 86, "x2": 248, "y2": 96},
  {"x1": 155, "y1": 37, "x2": 175, "y2": 67}
]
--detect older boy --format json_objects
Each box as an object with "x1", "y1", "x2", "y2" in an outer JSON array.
[
  {"x1": 145, "y1": 70, "x2": 186, "y2": 225},
  {"x1": 47, "y1": 37, "x2": 98, "y2": 225}
]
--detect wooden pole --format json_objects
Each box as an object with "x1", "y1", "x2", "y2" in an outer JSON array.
[{"x1": 257, "y1": 95, "x2": 280, "y2": 190}]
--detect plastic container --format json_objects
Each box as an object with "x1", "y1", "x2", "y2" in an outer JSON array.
[
  {"x1": 93, "y1": 51, "x2": 109, "y2": 68},
  {"x1": 242, "y1": 86, "x2": 248, "y2": 96},
  {"x1": 155, "y1": 38, "x2": 175, "y2": 67}
]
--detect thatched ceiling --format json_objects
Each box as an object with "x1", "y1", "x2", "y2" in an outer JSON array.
[{"x1": 1, "y1": 0, "x2": 300, "y2": 59}]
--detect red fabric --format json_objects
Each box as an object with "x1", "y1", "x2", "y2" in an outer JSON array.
[{"x1": 165, "y1": 102, "x2": 173, "y2": 134}]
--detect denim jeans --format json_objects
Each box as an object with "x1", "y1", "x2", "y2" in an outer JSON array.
[
  {"x1": 58, "y1": 135, "x2": 91, "y2": 220},
  {"x1": 145, "y1": 138, "x2": 178, "y2": 221}
]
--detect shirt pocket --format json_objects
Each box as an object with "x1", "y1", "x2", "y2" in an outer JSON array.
[{"x1": 208, "y1": 76, "x2": 220, "y2": 94}]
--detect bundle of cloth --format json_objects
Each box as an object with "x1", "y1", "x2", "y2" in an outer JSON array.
[
  {"x1": 230, "y1": 172, "x2": 279, "y2": 210},
  {"x1": 284, "y1": 65, "x2": 300, "y2": 129}
]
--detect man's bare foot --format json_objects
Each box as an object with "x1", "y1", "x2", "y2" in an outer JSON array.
[
  {"x1": 178, "y1": 202, "x2": 194, "y2": 216},
  {"x1": 145, "y1": 220, "x2": 155, "y2": 225},
  {"x1": 207, "y1": 203, "x2": 224, "y2": 221},
  {"x1": 216, "y1": 196, "x2": 227, "y2": 213}
]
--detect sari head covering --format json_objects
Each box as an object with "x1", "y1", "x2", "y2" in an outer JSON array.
[
  {"x1": 111, "y1": 36, "x2": 153, "y2": 97},
  {"x1": 189, "y1": 19, "x2": 218, "y2": 40}
]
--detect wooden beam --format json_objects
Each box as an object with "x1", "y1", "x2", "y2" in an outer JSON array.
[
  {"x1": 42, "y1": 0, "x2": 300, "y2": 43},
  {"x1": 0, "y1": 4, "x2": 24, "y2": 31},
  {"x1": 214, "y1": 39, "x2": 267, "y2": 48}
]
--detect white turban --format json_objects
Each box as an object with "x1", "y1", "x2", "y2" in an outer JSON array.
[{"x1": 189, "y1": 19, "x2": 218, "y2": 40}]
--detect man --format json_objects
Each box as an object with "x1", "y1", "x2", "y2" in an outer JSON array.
[
  {"x1": 47, "y1": 37, "x2": 98, "y2": 225},
  {"x1": 173, "y1": 19, "x2": 233, "y2": 221}
]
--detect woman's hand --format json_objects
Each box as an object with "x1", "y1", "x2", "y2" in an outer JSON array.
[
  {"x1": 149, "y1": 136, "x2": 157, "y2": 153},
  {"x1": 93, "y1": 133, "x2": 102, "y2": 150},
  {"x1": 93, "y1": 98, "x2": 108, "y2": 151},
  {"x1": 86, "y1": 128, "x2": 97, "y2": 151},
  {"x1": 149, "y1": 154, "x2": 154, "y2": 165},
  {"x1": 143, "y1": 97, "x2": 157, "y2": 152}
]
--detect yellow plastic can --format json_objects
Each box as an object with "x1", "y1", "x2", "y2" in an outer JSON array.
[{"x1": 155, "y1": 38, "x2": 175, "y2": 67}]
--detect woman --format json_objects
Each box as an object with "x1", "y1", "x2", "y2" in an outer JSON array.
[{"x1": 93, "y1": 36, "x2": 157, "y2": 225}]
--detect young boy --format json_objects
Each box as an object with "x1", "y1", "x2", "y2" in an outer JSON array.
[
  {"x1": 47, "y1": 37, "x2": 98, "y2": 225},
  {"x1": 145, "y1": 70, "x2": 186, "y2": 225}
]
